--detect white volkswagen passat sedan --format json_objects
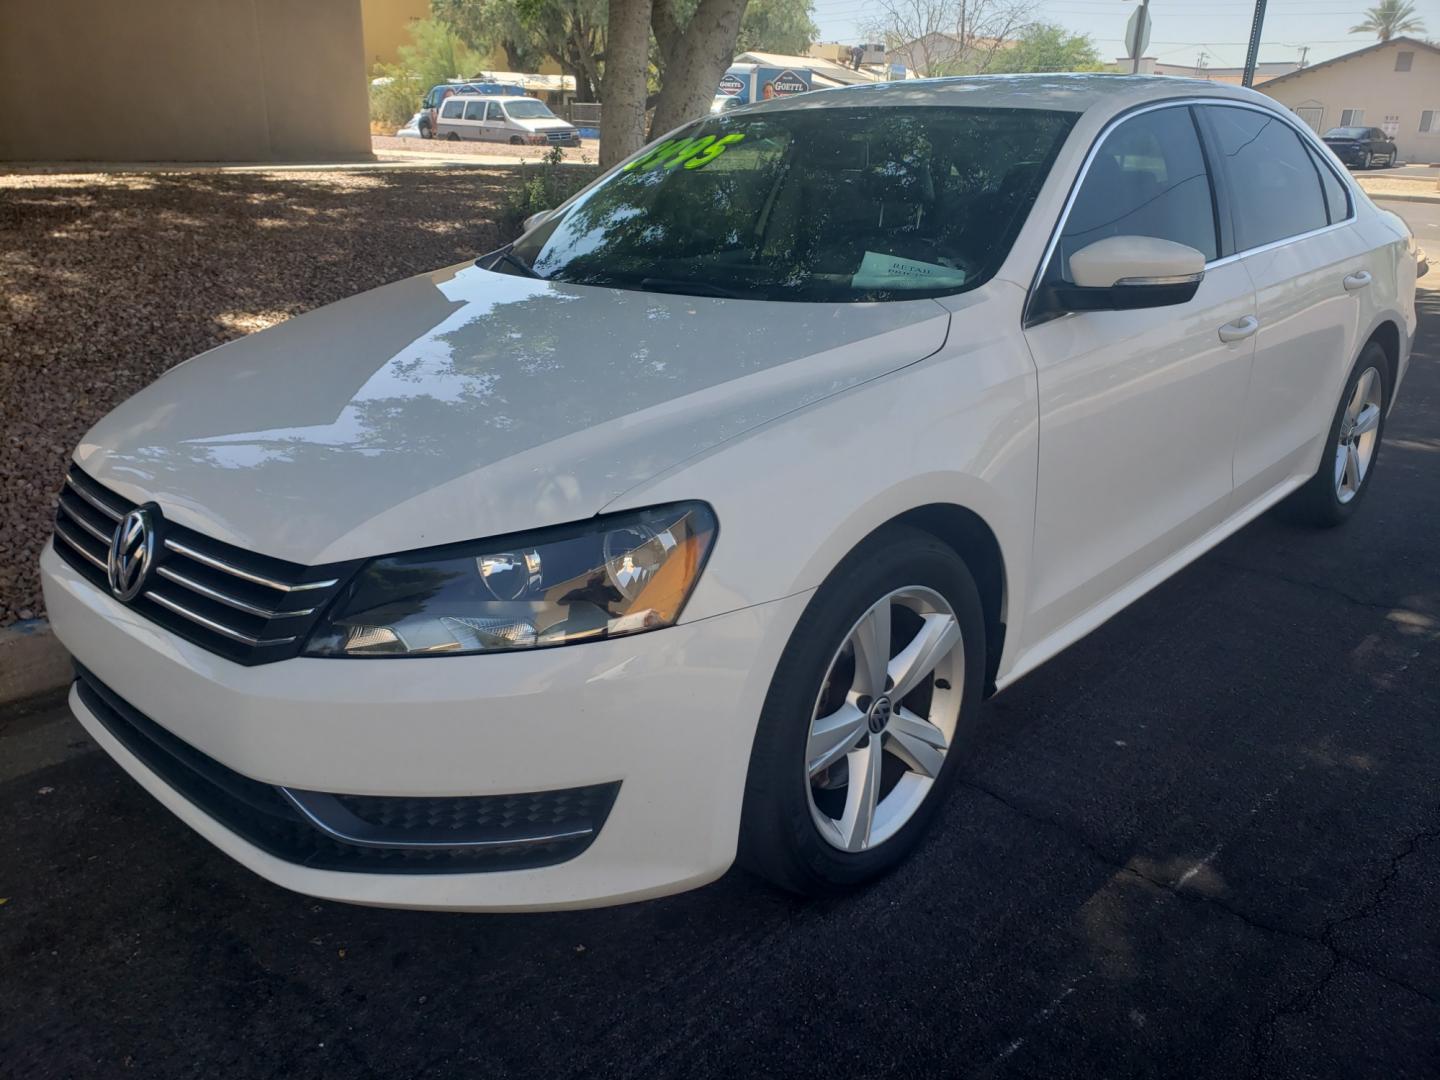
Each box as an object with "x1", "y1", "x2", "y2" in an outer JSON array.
[{"x1": 42, "y1": 76, "x2": 1420, "y2": 911}]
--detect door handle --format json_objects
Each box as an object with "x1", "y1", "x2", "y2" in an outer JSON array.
[
  {"x1": 1343, "y1": 270, "x2": 1372, "y2": 292},
  {"x1": 1218, "y1": 315, "x2": 1259, "y2": 343}
]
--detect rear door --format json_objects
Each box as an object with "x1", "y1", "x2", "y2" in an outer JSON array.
[
  {"x1": 462, "y1": 99, "x2": 487, "y2": 139},
  {"x1": 1195, "y1": 104, "x2": 1374, "y2": 503},
  {"x1": 1020, "y1": 104, "x2": 1258, "y2": 648}
]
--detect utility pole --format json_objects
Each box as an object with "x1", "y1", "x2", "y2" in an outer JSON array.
[
  {"x1": 1297, "y1": 45, "x2": 1310, "y2": 68},
  {"x1": 1242, "y1": 0, "x2": 1268, "y2": 87},
  {"x1": 1130, "y1": 0, "x2": 1153, "y2": 74},
  {"x1": 1195, "y1": 49, "x2": 1208, "y2": 76}
]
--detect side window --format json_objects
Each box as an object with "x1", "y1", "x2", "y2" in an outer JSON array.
[
  {"x1": 1307, "y1": 146, "x2": 1351, "y2": 224},
  {"x1": 1053, "y1": 106, "x2": 1217, "y2": 281},
  {"x1": 1201, "y1": 106, "x2": 1329, "y2": 251},
  {"x1": 482, "y1": 102, "x2": 498, "y2": 121},
  {"x1": 440, "y1": 99, "x2": 464, "y2": 120},
  {"x1": 464, "y1": 100, "x2": 485, "y2": 121}
]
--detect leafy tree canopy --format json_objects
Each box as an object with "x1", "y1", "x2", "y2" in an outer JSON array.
[{"x1": 986, "y1": 22, "x2": 1104, "y2": 74}]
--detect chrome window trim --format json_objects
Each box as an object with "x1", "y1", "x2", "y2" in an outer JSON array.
[{"x1": 1025, "y1": 96, "x2": 1360, "y2": 326}]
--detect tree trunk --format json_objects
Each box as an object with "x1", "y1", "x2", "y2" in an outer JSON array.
[
  {"x1": 649, "y1": 0, "x2": 749, "y2": 138},
  {"x1": 601, "y1": 0, "x2": 654, "y2": 167}
]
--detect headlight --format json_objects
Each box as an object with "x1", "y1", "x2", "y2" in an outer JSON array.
[{"x1": 303, "y1": 503, "x2": 717, "y2": 657}]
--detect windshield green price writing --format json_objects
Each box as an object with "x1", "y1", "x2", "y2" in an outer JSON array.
[{"x1": 623, "y1": 133, "x2": 748, "y2": 173}]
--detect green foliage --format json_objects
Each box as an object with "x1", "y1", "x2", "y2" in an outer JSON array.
[
  {"x1": 987, "y1": 23, "x2": 1104, "y2": 74},
  {"x1": 501, "y1": 147, "x2": 598, "y2": 234},
  {"x1": 736, "y1": 0, "x2": 819, "y2": 55},
  {"x1": 432, "y1": 0, "x2": 608, "y2": 100},
  {"x1": 369, "y1": 68, "x2": 423, "y2": 129},
  {"x1": 368, "y1": 18, "x2": 487, "y2": 129},
  {"x1": 1349, "y1": 0, "x2": 1425, "y2": 40},
  {"x1": 398, "y1": 17, "x2": 487, "y2": 90}
]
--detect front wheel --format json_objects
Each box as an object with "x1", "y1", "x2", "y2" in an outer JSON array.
[
  {"x1": 1285, "y1": 342, "x2": 1389, "y2": 526},
  {"x1": 739, "y1": 526, "x2": 986, "y2": 895},
  {"x1": 419, "y1": 122, "x2": 433, "y2": 140},
  {"x1": 1362, "y1": 151, "x2": 1375, "y2": 169}
]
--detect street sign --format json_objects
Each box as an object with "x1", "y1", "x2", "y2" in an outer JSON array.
[{"x1": 1125, "y1": 5, "x2": 1152, "y2": 61}]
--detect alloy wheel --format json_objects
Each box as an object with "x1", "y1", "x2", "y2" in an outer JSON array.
[
  {"x1": 805, "y1": 586, "x2": 965, "y2": 852},
  {"x1": 1334, "y1": 365, "x2": 1383, "y2": 503}
]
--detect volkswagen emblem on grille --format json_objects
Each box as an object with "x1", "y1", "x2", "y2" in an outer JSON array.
[{"x1": 107, "y1": 507, "x2": 156, "y2": 602}]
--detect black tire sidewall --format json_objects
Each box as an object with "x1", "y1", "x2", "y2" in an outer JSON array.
[
  {"x1": 1313, "y1": 342, "x2": 1391, "y2": 521},
  {"x1": 739, "y1": 526, "x2": 986, "y2": 894}
]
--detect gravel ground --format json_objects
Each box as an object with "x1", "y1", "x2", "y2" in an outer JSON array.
[
  {"x1": 372, "y1": 134, "x2": 598, "y2": 163},
  {"x1": 0, "y1": 166, "x2": 555, "y2": 626}
]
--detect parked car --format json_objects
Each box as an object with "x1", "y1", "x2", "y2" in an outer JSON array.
[
  {"x1": 43, "y1": 76, "x2": 1420, "y2": 911},
  {"x1": 1321, "y1": 126, "x2": 1398, "y2": 169},
  {"x1": 418, "y1": 81, "x2": 529, "y2": 139},
  {"x1": 434, "y1": 95, "x2": 580, "y2": 146}
]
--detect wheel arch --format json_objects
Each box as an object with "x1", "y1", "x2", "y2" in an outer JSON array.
[
  {"x1": 853, "y1": 503, "x2": 1009, "y2": 697},
  {"x1": 1365, "y1": 318, "x2": 1401, "y2": 403}
]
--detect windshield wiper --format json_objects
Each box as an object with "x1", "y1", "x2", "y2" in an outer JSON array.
[
  {"x1": 484, "y1": 247, "x2": 543, "y2": 279},
  {"x1": 639, "y1": 277, "x2": 747, "y2": 299}
]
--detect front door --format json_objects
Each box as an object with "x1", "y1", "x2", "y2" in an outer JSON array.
[{"x1": 1021, "y1": 104, "x2": 1258, "y2": 649}]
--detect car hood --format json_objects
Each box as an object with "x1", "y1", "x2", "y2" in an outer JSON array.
[
  {"x1": 515, "y1": 117, "x2": 574, "y2": 131},
  {"x1": 76, "y1": 263, "x2": 950, "y2": 565}
]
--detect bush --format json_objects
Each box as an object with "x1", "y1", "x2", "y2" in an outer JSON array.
[
  {"x1": 369, "y1": 69, "x2": 422, "y2": 131},
  {"x1": 500, "y1": 147, "x2": 597, "y2": 234}
]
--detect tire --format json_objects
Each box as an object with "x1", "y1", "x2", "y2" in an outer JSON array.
[
  {"x1": 1285, "y1": 341, "x2": 1390, "y2": 527},
  {"x1": 420, "y1": 122, "x2": 433, "y2": 140},
  {"x1": 738, "y1": 525, "x2": 986, "y2": 896},
  {"x1": 447, "y1": 132, "x2": 461, "y2": 142},
  {"x1": 1362, "y1": 151, "x2": 1374, "y2": 169},
  {"x1": 510, "y1": 135, "x2": 524, "y2": 145}
]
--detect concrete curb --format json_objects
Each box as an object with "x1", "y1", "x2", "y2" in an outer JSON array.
[
  {"x1": 1364, "y1": 190, "x2": 1440, "y2": 205},
  {"x1": 0, "y1": 620, "x2": 71, "y2": 707}
]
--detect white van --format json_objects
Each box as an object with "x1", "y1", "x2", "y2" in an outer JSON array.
[{"x1": 434, "y1": 95, "x2": 580, "y2": 146}]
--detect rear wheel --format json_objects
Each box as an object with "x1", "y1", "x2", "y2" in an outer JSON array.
[
  {"x1": 739, "y1": 526, "x2": 985, "y2": 895},
  {"x1": 447, "y1": 132, "x2": 460, "y2": 142},
  {"x1": 1286, "y1": 342, "x2": 1389, "y2": 526}
]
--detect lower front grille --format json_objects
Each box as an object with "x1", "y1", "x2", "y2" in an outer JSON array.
[{"x1": 75, "y1": 664, "x2": 620, "y2": 875}]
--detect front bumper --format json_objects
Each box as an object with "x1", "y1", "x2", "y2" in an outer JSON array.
[{"x1": 42, "y1": 543, "x2": 809, "y2": 910}]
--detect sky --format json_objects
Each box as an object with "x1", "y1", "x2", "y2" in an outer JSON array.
[{"x1": 810, "y1": 0, "x2": 1440, "y2": 71}]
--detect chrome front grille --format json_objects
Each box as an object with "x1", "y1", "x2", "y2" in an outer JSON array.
[{"x1": 52, "y1": 467, "x2": 359, "y2": 665}]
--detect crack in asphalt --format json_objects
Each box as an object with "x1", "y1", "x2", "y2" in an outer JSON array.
[
  {"x1": 1249, "y1": 813, "x2": 1440, "y2": 1076},
  {"x1": 1211, "y1": 558, "x2": 1413, "y2": 615},
  {"x1": 954, "y1": 775, "x2": 1440, "y2": 1072}
]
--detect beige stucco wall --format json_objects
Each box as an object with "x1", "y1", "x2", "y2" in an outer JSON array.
[
  {"x1": 0, "y1": 0, "x2": 371, "y2": 162},
  {"x1": 1261, "y1": 41, "x2": 1440, "y2": 164}
]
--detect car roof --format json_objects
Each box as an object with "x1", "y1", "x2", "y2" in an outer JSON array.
[
  {"x1": 750, "y1": 73, "x2": 1278, "y2": 117},
  {"x1": 446, "y1": 95, "x2": 537, "y2": 103}
]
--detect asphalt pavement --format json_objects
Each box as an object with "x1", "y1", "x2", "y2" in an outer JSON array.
[{"x1": 2, "y1": 204, "x2": 1437, "y2": 1080}]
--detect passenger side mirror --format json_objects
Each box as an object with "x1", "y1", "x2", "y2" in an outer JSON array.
[
  {"x1": 522, "y1": 209, "x2": 554, "y2": 233},
  {"x1": 1048, "y1": 236, "x2": 1206, "y2": 313}
]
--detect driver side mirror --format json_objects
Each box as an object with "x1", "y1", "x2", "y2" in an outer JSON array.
[
  {"x1": 1045, "y1": 235, "x2": 1206, "y2": 313},
  {"x1": 522, "y1": 209, "x2": 554, "y2": 233}
]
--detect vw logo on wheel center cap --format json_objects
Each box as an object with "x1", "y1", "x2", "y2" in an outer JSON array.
[
  {"x1": 867, "y1": 695, "x2": 893, "y2": 734},
  {"x1": 107, "y1": 507, "x2": 157, "y2": 602}
]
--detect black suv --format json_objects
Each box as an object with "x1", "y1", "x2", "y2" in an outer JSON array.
[{"x1": 1321, "y1": 126, "x2": 1397, "y2": 169}]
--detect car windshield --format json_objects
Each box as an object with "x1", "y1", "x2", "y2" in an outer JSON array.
[
  {"x1": 507, "y1": 105, "x2": 1078, "y2": 302},
  {"x1": 505, "y1": 100, "x2": 555, "y2": 119},
  {"x1": 1324, "y1": 127, "x2": 1368, "y2": 139}
]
